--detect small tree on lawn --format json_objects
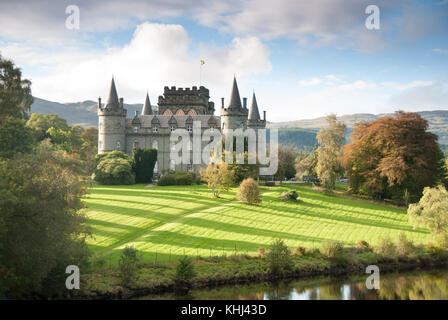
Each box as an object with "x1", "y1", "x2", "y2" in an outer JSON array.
[
  {"x1": 237, "y1": 177, "x2": 261, "y2": 205},
  {"x1": 266, "y1": 239, "x2": 293, "y2": 275},
  {"x1": 201, "y1": 163, "x2": 234, "y2": 197},
  {"x1": 408, "y1": 185, "x2": 448, "y2": 246}
]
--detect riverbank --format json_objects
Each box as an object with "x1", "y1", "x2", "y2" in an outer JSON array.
[{"x1": 76, "y1": 244, "x2": 448, "y2": 299}]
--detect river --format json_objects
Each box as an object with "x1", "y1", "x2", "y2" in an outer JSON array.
[{"x1": 140, "y1": 269, "x2": 448, "y2": 300}]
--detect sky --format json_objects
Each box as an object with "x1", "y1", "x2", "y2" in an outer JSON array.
[{"x1": 0, "y1": 0, "x2": 447, "y2": 122}]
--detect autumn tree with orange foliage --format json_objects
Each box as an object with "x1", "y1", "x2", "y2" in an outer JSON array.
[{"x1": 342, "y1": 111, "x2": 446, "y2": 203}]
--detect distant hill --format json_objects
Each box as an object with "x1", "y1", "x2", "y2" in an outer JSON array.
[
  {"x1": 30, "y1": 97, "x2": 448, "y2": 149},
  {"x1": 269, "y1": 110, "x2": 448, "y2": 145},
  {"x1": 30, "y1": 97, "x2": 147, "y2": 128}
]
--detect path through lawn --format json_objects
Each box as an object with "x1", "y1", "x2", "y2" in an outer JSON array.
[{"x1": 83, "y1": 184, "x2": 430, "y2": 264}]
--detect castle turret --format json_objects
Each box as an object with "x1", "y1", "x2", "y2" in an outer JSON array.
[
  {"x1": 247, "y1": 92, "x2": 266, "y2": 129},
  {"x1": 142, "y1": 92, "x2": 152, "y2": 115},
  {"x1": 220, "y1": 76, "x2": 248, "y2": 130},
  {"x1": 98, "y1": 77, "x2": 127, "y2": 153}
]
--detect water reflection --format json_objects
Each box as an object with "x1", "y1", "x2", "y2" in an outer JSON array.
[{"x1": 141, "y1": 270, "x2": 448, "y2": 300}]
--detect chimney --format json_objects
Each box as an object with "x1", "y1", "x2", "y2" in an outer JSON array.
[
  {"x1": 221, "y1": 97, "x2": 224, "y2": 108},
  {"x1": 119, "y1": 97, "x2": 124, "y2": 108},
  {"x1": 243, "y1": 97, "x2": 247, "y2": 109},
  {"x1": 98, "y1": 97, "x2": 101, "y2": 109},
  {"x1": 263, "y1": 111, "x2": 266, "y2": 121}
]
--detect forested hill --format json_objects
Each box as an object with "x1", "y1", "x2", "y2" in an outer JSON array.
[{"x1": 30, "y1": 97, "x2": 448, "y2": 150}]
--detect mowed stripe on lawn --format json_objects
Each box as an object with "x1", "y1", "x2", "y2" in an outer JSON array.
[{"x1": 83, "y1": 184, "x2": 430, "y2": 263}]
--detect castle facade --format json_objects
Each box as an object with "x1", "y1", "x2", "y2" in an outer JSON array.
[{"x1": 97, "y1": 77, "x2": 266, "y2": 173}]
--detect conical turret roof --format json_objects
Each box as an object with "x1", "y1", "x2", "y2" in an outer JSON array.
[
  {"x1": 105, "y1": 77, "x2": 120, "y2": 109},
  {"x1": 248, "y1": 92, "x2": 261, "y2": 120},
  {"x1": 227, "y1": 76, "x2": 242, "y2": 109},
  {"x1": 142, "y1": 92, "x2": 152, "y2": 115}
]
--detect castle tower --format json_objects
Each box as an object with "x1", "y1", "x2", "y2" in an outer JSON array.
[
  {"x1": 142, "y1": 92, "x2": 152, "y2": 115},
  {"x1": 220, "y1": 76, "x2": 248, "y2": 131},
  {"x1": 98, "y1": 77, "x2": 127, "y2": 153},
  {"x1": 247, "y1": 92, "x2": 266, "y2": 129}
]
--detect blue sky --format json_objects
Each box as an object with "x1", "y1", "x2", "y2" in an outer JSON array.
[{"x1": 0, "y1": 0, "x2": 447, "y2": 121}]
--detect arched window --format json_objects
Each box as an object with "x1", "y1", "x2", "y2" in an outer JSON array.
[
  {"x1": 116, "y1": 140, "x2": 121, "y2": 150},
  {"x1": 188, "y1": 109, "x2": 197, "y2": 115},
  {"x1": 152, "y1": 140, "x2": 158, "y2": 150},
  {"x1": 175, "y1": 109, "x2": 185, "y2": 115},
  {"x1": 163, "y1": 109, "x2": 173, "y2": 115}
]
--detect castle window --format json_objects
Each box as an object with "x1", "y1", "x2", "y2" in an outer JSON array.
[
  {"x1": 187, "y1": 140, "x2": 192, "y2": 151},
  {"x1": 187, "y1": 126, "x2": 192, "y2": 133},
  {"x1": 133, "y1": 127, "x2": 138, "y2": 133},
  {"x1": 116, "y1": 141, "x2": 121, "y2": 150},
  {"x1": 170, "y1": 126, "x2": 176, "y2": 132},
  {"x1": 153, "y1": 126, "x2": 158, "y2": 132},
  {"x1": 133, "y1": 141, "x2": 139, "y2": 149}
]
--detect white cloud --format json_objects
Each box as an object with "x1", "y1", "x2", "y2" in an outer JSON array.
[
  {"x1": 298, "y1": 77, "x2": 323, "y2": 86},
  {"x1": 28, "y1": 22, "x2": 271, "y2": 103},
  {"x1": 388, "y1": 81, "x2": 448, "y2": 110},
  {"x1": 433, "y1": 48, "x2": 448, "y2": 54}
]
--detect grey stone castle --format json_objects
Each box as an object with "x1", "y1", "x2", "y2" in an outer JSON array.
[{"x1": 98, "y1": 77, "x2": 266, "y2": 173}]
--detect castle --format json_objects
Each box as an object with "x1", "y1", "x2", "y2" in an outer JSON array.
[{"x1": 98, "y1": 77, "x2": 266, "y2": 173}]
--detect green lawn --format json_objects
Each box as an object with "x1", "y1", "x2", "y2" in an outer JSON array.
[{"x1": 83, "y1": 183, "x2": 430, "y2": 264}]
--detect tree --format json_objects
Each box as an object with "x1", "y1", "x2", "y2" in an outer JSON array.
[
  {"x1": 275, "y1": 145, "x2": 297, "y2": 183},
  {"x1": 266, "y1": 239, "x2": 293, "y2": 275},
  {"x1": 132, "y1": 148, "x2": 157, "y2": 183},
  {"x1": 295, "y1": 146, "x2": 319, "y2": 182},
  {"x1": 201, "y1": 163, "x2": 234, "y2": 197},
  {"x1": 0, "y1": 54, "x2": 33, "y2": 122},
  {"x1": 0, "y1": 141, "x2": 90, "y2": 298},
  {"x1": 26, "y1": 113, "x2": 70, "y2": 142},
  {"x1": 118, "y1": 246, "x2": 140, "y2": 286},
  {"x1": 79, "y1": 127, "x2": 98, "y2": 175},
  {"x1": 93, "y1": 156, "x2": 135, "y2": 185},
  {"x1": 316, "y1": 114, "x2": 346, "y2": 190},
  {"x1": 228, "y1": 151, "x2": 259, "y2": 184},
  {"x1": 0, "y1": 117, "x2": 35, "y2": 158},
  {"x1": 408, "y1": 185, "x2": 448, "y2": 246},
  {"x1": 342, "y1": 111, "x2": 445, "y2": 202},
  {"x1": 237, "y1": 177, "x2": 261, "y2": 204}
]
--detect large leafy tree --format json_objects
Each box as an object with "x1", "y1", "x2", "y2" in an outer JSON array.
[
  {"x1": 275, "y1": 145, "x2": 297, "y2": 183},
  {"x1": 0, "y1": 141, "x2": 90, "y2": 298},
  {"x1": 316, "y1": 115, "x2": 346, "y2": 190},
  {"x1": 0, "y1": 117, "x2": 35, "y2": 158},
  {"x1": 342, "y1": 111, "x2": 445, "y2": 202},
  {"x1": 132, "y1": 148, "x2": 157, "y2": 183},
  {"x1": 0, "y1": 54, "x2": 33, "y2": 122},
  {"x1": 26, "y1": 113, "x2": 70, "y2": 141}
]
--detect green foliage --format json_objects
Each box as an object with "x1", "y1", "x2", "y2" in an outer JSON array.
[
  {"x1": 408, "y1": 185, "x2": 448, "y2": 245},
  {"x1": 280, "y1": 190, "x2": 299, "y2": 202},
  {"x1": 424, "y1": 243, "x2": 448, "y2": 259},
  {"x1": 26, "y1": 113, "x2": 70, "y2": 141},
  {"x1": 374, "y1": 237, "x2": 397, "y2": 260},
  {"x1": 0, "y1": 116, "x2": 35, "y2": 158},
  {"x1": 118, "y1": 246, "x2": 140, "y2": 286},
  {"x1": 320, "y1": 241, "x2": 345, "y2": 260},
  {"x1": 94, "y1": 150, "x2": 130, "y2": 168},
  {"x1": 293, "y1": 246, "x2": 307, "y2": 256},
  {"x1": 93, "y1": 156, "x2": 135, "y2": 185},
  {"x1": 275, "y1": 145, "x2": 297, "y2": 181},
  {"x1": 132, "y1": 148, "x2": 157, "y2": 183},
  {"x1": 158, "y1": 171, "x2": 199, "y2": 186},
  {"x1": 266, "y1": 239, "x2": 293, "y2": 275},
  {"x1": 174, "y1": 256, "x2": 196, "y2": 282},
  {"x1": 316, "y1": 115, "x2": 346, "y2": 190},
  {"x1": 46, "y1": 126, "x2": 72, "y2": 153},
  {"x1": 237, "y1": 177, "x2": 261, "y2": 204},
  {"x1": 201, "y1": 163, "x2": 234, "y2": 197},
  {"x1": 228, "y1": 152, "x2": 260, "y2": 184},
  {"x1": 0, "y1": 141, "x2": 90, "y2": 297},
  {"x1": 356, "y1": 240, "x2": 371, "y2": 252},
  {"x1": 395, "y1": 232, "x2": 416, "y2": 257},
  {"x1": 0, "y1": 54, "x2": 33, "y2": 121}
]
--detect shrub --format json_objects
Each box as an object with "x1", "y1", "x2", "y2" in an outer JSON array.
[
  {"x1": 374, "y1": 237, "x2": 397, "y2": 260},
  {"x1": 395, "y1": 232, "x2": 415, "y2": 257},
  {"x1": 132, "y1": 148, "x2": 157, "y2": 183},
  {"x1": 266, "y1": 239, "x2": 293, "y2": 275},
  {"x1": 320, "y1": 241, "x2": 344, "y2": 259},
  {"x1": 118, "y1": 246, "x2": 140, "y2": 286},
  {"x1": 257, "y1": 247, "x2": 266, "y2": 258},
  {"x1": 356, "y1": 240, "x2": 371, "y2": 252},
  {"x1": 424, "y1": 243, "x2": 448, "y2": 259},
  {"x1": 157, "y1": 171, "x2": 198, "y2": 186},
  {"x1": 201, "y1": 163, "x2": 234, "y2": 197},
  {"x1": 237, "y1": 178, "x2": 261, "y2": 205},
  {"x1": 174, "y1": 256, "x2": 196, "y2": 282},
  {"x1": 93, "y1": 152, "x2": 135, "y2": 185},
  {"x1": 158, "y1": 174, "x2": 177, "y2": 186},
  {"x1": 280, "y1": 190, "x2": 299, "y2": 202},
  {"x1": 293, "y1": 246, "x2": 307, "y2": 256}
]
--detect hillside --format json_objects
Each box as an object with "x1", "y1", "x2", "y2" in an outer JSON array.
[{"x1": 30, "y1": 97, "x2": 448, "y2": 147}]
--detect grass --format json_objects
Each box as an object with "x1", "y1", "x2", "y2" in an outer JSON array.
[{"x1": 83, "y1": 183, "x2": 430, "y2": 265}]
